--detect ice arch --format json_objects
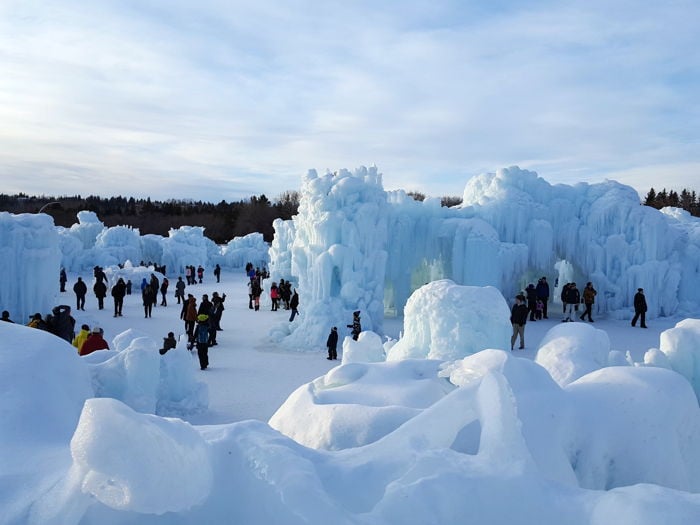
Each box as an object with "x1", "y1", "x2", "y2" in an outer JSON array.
[{"x1": 270, "y1": 166, "x2": 700, "y2": 348}]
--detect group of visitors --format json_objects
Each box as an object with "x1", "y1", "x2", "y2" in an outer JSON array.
[
  {"x1": 72, "y1": 323, "x2": 109, "y2": 356},
  {"x1": 185, "y1": 265, "x2": 205, "y2": 285}
]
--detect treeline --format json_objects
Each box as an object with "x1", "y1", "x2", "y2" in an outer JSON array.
[
  {"x1": 643, "y1": 188, "x2": 700, "y2": 217},
  {"x1": 0, "y1": 191, "x2": 300, "y2": 244}
]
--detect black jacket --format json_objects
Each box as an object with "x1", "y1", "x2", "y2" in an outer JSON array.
[
  {"x1": 326, "y1": 329, "x2": 338, "y2": 349},
  {"x1": 510, "y1": 303, "x2": 529, "y2": 325},
  {"x1": 634, "y1": 292, "x2": 647, "y2": 313}
]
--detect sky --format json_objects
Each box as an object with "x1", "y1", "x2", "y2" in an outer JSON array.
[{"x1": 0, "y1": 0, "x2": 698, "y2": 203}]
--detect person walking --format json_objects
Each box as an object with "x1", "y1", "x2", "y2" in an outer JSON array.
[
  {"x1": 510, "y1": 294, "x2": 529, "y2": 350},
  {"x1": 580, "y1": 282, "x2": 597, "y2": 322},
  {"x1": 563, "y1": 283, "x2": 580, "y2": 322},
  {"x1": 111, "y1": 278, "x2": 126, "y2": 317},
  {"x1": 326, "y1": 326, "x2": 338, "y2": 360},
  {"x1": 73, "y1": 277, "x2": 87, "y2": 311},
  {"x1": 631, "y1": 288, "x2": 648, "y2": 328},
  {"x1": 289, "y1": 289, "x2": 299, "y2": 322}
]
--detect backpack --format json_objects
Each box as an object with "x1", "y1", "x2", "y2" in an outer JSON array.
[{"x1": 196, "y1": 325, "x2": 209, "y2": 344}]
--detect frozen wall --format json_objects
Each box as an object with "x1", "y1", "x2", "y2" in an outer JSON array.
[
  {"x1": 0, "y1": 212, "x2": 62, "y2": 322},
  {"x1": 271, "y1": 166, "x2": 700, "y2": 348}
]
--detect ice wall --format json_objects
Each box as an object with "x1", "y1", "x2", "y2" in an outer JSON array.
[
  {"x1": 271, "y1": 166, "x2": 700, "y2": 347},
  {"x1": 0, "y1": 212, "x2": 62, "y2": 322}
]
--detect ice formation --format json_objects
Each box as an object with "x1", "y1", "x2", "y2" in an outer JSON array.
[
  {"x1": 0, "y1": 212, "x2": 62, "y2": 322},
  {"x1": 271, "y1": 166, "x2": 700, "y2": 349}
]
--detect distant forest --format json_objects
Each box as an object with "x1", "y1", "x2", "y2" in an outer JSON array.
[
  {"x1": 643, "y1": 187, "x2": 700, "y2": 217},
  {"x1": 0, "y1": 191, "x2": 464, "y2": 244},
  {"x1": 0, "y1": 192, "x2": 301, "y2": 244}
]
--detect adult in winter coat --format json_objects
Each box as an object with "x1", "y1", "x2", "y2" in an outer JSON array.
[
  {"x1": 93, "y1": 280, "x2": 107, "y2": 310},
  {"x1": 160, "y1": 277, "x2": 169, "y2": 306},
  {"x1": 535, "y1": 277, "x2": 550, "y2": 319},
  {"x1": 510, "y1": 295, "x2": 529, "y2": 350},
  {"x1": 193, "y1": 314, "x2": 210, "y2": 370},
  {"x1": 198, "y1": 294, "x2": 212, "y2": 317},
  {"x1": 347, "y1": 310, "x2": 361, "y2": 340},
  {"x1": 563, "y1": 283, "x2": 581, "y2": 322},
  {"x1": 214, "y1": 264, "x2": 221, "y2": 283},
  {"x1": 251, "y1": 280, "x2": 263, "y2": 311},
  {"x1": 1, "y1": 310, "x2": 13, "y2": 323},
  {"x1": 159, "y1": 332, "x2": 177, "y2": 355},
  {"x1": 111, "y1": 278, "x2": 127, "y2": 317},
  {"x1": 80, "y1": 326, "x2": 109, "y2": 356},
  {"x1": 525, "y1": 284, "x2": 538, "y2": 321},
  {"x1": 326, "y1": 326, "x2": 338, "y2": 360},
  {"x1": 175, "y1": 277, "x2": 186, "y2": 304},
  {"x1": 142, "y1": 284, "x2": 156, "y2": 318},
  {"x1": 631, "y1": 288, "x2": 648, "y2": 328},
  {"x1": 73, "y1": 277, "x2": 88, "y2": 311},
  {"x1": 60, "y1": 268, "x2": 67, "y2": 292},
  {"x1": 580, "y1": 282, "x2": 597, "y2": 322},
  {"x1": 184, "y1": 295, "x2": 198, "y2": 341},
  {"x1": 72, "y1": 324, "x2": 90, "y2": 354},
  {"x1": 27, "y1": 313, "x2": 49, "y2": 331},
  {"x1": 289, "y1": 290, "x2": 299, "y2": 322},
  {"x1": 47, "y1": 305, "x2": 75, "y2": 343}
]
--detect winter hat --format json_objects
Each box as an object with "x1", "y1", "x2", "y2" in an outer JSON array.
[{"x1": 92, "y1": 326, "x2": 101, "y2": 334}]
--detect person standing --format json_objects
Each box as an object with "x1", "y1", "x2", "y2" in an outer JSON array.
[
  {"x1": 525, "y1": 283, "x2": 537, "y2": 321},
  {"x1": 580, "y1": 282, "x2": 597, "y2": 322},
  {"x1": 160, "y1": 277, "x2": 169, "y2": 306},
  {"x1": 142, "y1": 283, "x2": 155, "y2": 318},
  {"x1": 563, "y1": 283, "x2": 580, "y2": 322},
  {"x1": 289, "y1": 289, "x2": 299, "y2": 322},
  {"x1": 111, "y1": 278, "x2": 126, "y2": 317},
  {"x1": 251, "y1": 279, "x2": 262, "y2": 311},
  {"x1": 197, "y1": 265, "x2": 204, "y2": 284},
  {"x1": 175, "y1": 276, "x2": 186, "y2": 304},
  {"x1": 46, "y1": 305, "x2": 75, "y2": 343},
  {"x1": 73, "y1": 277, "x2": 87, "y2": 311},
  {"x1": 535, "y1": 277, "x2": 550, "y2": 319},
  {"x1": 326, "y1": 326, "x2": 338, "y2": 360},
  {"x1": 347, "y1": 310, "x2": 361, "y2": 340},
  {"x1": 631, "y1": 288, "x2": 648, "y2": 328},
  {"x1": 59, "y1": 268, "x2": 67, "y2": 292},
  {"x1": 510, "y1": 295, "x2": 529, "y2": 350},
  {"x1": 93, "y1": 279, "x2": 107, "y2": 310},
  {"x1": 184, "y1": 295, "x2": 198, "y2": 341},
  {"x1": 193, "y1": 314, "x2": 210, "y2": 370},
  {"x1": 214, "y1": 264, "x2": 221, "y2": 283}
]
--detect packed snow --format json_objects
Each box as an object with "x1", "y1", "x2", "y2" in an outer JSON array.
[{"x1": 1, "y1": 166, "x2": 700, "y2": 524}]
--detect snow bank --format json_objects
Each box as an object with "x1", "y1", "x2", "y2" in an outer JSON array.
[
  {"x1": 387, "y1": 280, "x2": 511, "y2": 361},
  {"x1": 269, "y1": 359, "x2": 452, "y2": 450},
  {"x1": 89, "y1": 332, "x2": 207, "y2": 416},
  {"x1": 658, "y1": 318, "x2": 700, "y2": 401}
]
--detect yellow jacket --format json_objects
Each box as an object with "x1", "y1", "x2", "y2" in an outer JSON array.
[{"x1": 72, "y1": 329, "x2": 90, "y2": 353}]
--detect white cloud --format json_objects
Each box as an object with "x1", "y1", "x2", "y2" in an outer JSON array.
[{"x1": 0, "y1": 0, "x2": 698, "y2": 201}]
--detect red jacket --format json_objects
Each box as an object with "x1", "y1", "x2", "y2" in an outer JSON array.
[{"x1": 80, "y1": 334, "x2": 109, "y2": 356}]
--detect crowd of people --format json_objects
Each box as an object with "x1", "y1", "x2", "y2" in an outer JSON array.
[{"x1": 3, "y1": 265, "x2": 653, "y2": 366}]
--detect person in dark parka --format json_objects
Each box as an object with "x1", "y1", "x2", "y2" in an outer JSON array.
[
  {"x1": 535, "y1": 277, "x2": 550, "y2": 319},
  {"x1": 111, "y1": 278, "x2": 127, "y2": 317},
  {"x1": 326, "y1": 326, "x2": 338, "y2": 360},
  {"x1": 93, "y1": 280, "x2": 107, "y2": 310},
  {"x1": 631, "y1": 288, "x2": 648, "y2": 328},
  {"x1": 525, "y1": 283, "x2": 538, "y2": 321},
  {"x1": 73, "y1": 277, "x2": 87, "y2": 311},
  {"x1": 510, "y1": 295, "x2": 528, "y2": 350},
  {"x1": 347, "y1": 311, "x2": 361, "y2": 341},
  {"x1": 47, "y1": 305, "x2": 75, "y2": 343}
]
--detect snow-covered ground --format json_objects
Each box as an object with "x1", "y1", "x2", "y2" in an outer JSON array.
[{"x1": 3, "y1": 268, "x2": 699, "y2": 525}]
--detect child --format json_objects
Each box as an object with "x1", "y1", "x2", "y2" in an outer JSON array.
[{"x1": 535, "y1": 299, "x2": 544, "y2": 320}]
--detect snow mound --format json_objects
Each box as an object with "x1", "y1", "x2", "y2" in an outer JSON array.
[
  {"x1": 387, "y1": 280, "x2": 511, "y2": 361},
  {"x1": 535, "y1": 322, "x2": 612, "y2": 386}
]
